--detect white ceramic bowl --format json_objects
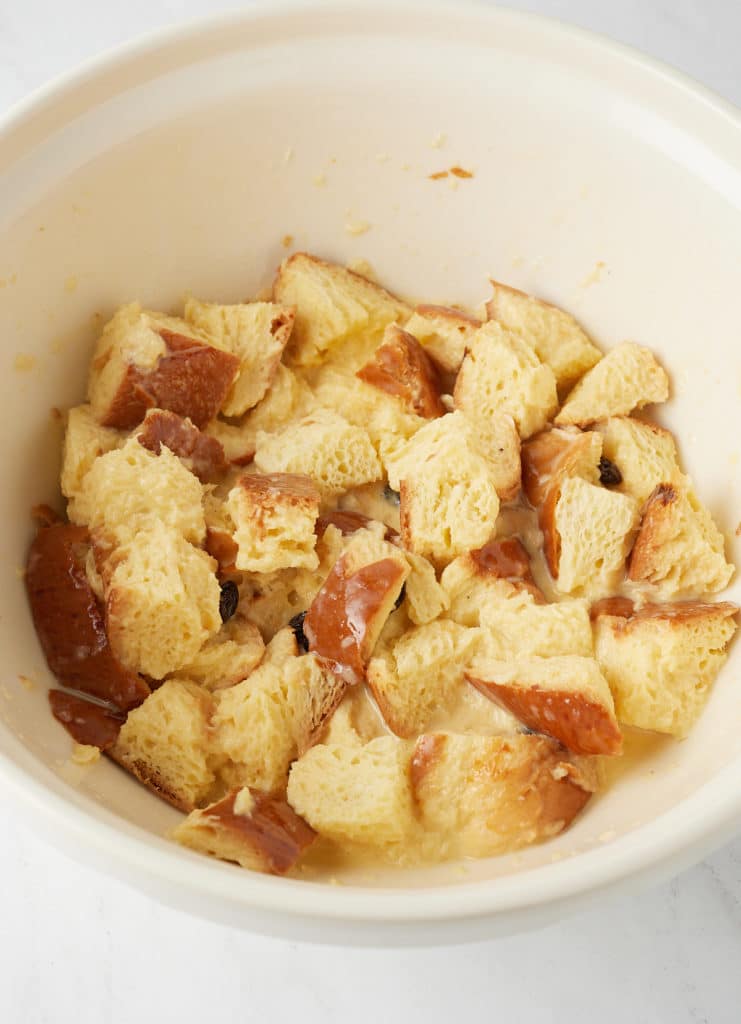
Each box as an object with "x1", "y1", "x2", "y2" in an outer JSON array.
[{"x1": 2, "y1": 2, "x2": 741, "y2": 945}]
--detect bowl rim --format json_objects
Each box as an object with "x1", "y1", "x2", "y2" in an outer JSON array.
[{"x1": 2, "y1": 0, "x2": 741, "y2": 928}]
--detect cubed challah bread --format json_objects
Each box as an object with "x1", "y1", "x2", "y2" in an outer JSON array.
[
  {"x1": 110, "y1": 678, "x2": 217, "y2": 812},
  {"x1": 410, "y1": 732, "x2": 597, "y2": 859},
  {"x1": 486, "y1": 281, "x2": 601, "y2": 389},
  {"x1": 88, "y1": 302, "x2": 239, "y2": 429},
  {"x1": 628, "y1": 481, "x2": 733, "y2": 595},
  {"x1": 253, "y1": 408, "x2": 382, "y2": 497},
  {"x1": 173, "y1": 787, "x2": 316, "y2": 874},
  {"x1": 555, "y1": 342, "x2": 669, "y2": 427},
  {"x1": 273, "y1": 252, "x2": 410, "y2": 366},
  {"x1": 594, "y1": 601, "x2": 738, "y2": 736},
  {"x1": 226, "y1": 472, "x2": 320, "y2": 572},
  {"x1": 454, "y1": 320, "x2": 558, "y2": 440},
  {"x1": 466, "y1": 655, "x2": 621, "y2": 756},
  {"x1": 184, "y1": 298, "x2": 294, "y2": 416},
  {"x1": 60, "y1": 404, "x2": 123, "y2": 503},
  {"x1": 595, "y1": 416, "x2": 682, "y2": 506},
  {"x1": 356, "y1": 323, "x2": 445, "y2": 418},
  {"x1": 403, "y1": 304, "x2": 482, "y2": 375}
]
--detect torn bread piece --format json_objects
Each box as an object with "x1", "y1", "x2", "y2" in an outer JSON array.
[
  {"x1": 88, "y1": 302, "x2": 239, "y2": 429},
  {"x1": 312, "y1": 367, "x2": 426, "y2": 465},
  {"x1": 173, "y1": 787, "x2": 316, "y2": 874},
  {"x1": 403, "y1": 551, "x2": 450, "y2": 625},
  {"x1": 356, "y1": 323, "x2": 445, "y2": 418},
  {"x1": 440, "y1": 538, "x2": 543, "y2": 627},
  {"x1": 110, "y1": 679, "x2": 217, "y2": 812},
  {"x1": 253, "y1": 408, "x2": 382, "y2": 497},
  {"x1": 628, "y1": 480, "x2": 733, "y2": 595},
  {"x1": 287, "y1": 736, "x2": 417, "y2": 846},
  {"x1": 137, "y1": 408, "x2": 227, "y2": 483},
  {"x1": 367, "y1": 618, "x2": 480, "y2": 737},
  {"x1": 595, "y1": 416, "x2": 682, "y2": 506},
  {"x1": 184, "y1": 298, "x2": 293, "y2": 416},
  {"x1": 226, "y1": 472, "x2": 320, "y2": 572},
  {"x1": 476, "y1": 581, "x2": 593, "y2": 659},
  {"x1": 174, "y1": 616, "x2": 265, "y2": 691},
  {"x1": 386, "y1": 412, "x2": 501, "y2": 564},
  {"x1": 403, "y1": 304, "x2": 482, "y2": 374},
  {"x1": 410, "y1": 732, "x2": 597, "y2": 859},
  {"x1": 273, "y1": 252, "x2": 410, "y2": 366},
  {"x1": 60, "y1": 405, "x2": 123, "y2": 503},
  {"x1": 522, "y1": 427, "x2": 603, "y2": 509},
  {"x1": 555, "y1": 342, "x2": 669, "y2": 427},
  {"x1": 454, "y1": 321, "x2": 558, "y2": 440},
  {"x1": 467, "y1": 655, "x2": 621, "y2": 756},
  {"x1": 213, "y1": 632, "x2": 345, "y2": 793},
  {"x1": 594, "y1": 601, "x2": 738, "y2": 737},
  {"x1": 102, "y1": 522, "x2": 222, "y2": 679},
  {"x1": 548, "y1": 477, "x2": 639, "y2": 597},
  {"x1": 486, "y1": 281, "x2": 601, "y2": 388},
  {"x1": 304, "y1": 532, "x2": 409, "y2": 684},
  {"x1": 205, "y1": 364, "x2": 317, "y2": 466},
  {"x1": 69, "y1": 435, "x2": 206, "y2": 546}
]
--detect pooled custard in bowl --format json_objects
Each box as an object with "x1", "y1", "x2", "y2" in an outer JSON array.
[{"x1": 26, "y1": 253, "x2": 738, "y2": 877}]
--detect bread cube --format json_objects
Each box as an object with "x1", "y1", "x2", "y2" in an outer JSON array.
[
  {"x1": 555, "y1": 342, "x2": 669, "y2": 427},
  {"x1": 175, "y1": 616, "x2": 265, "y2": 691},
  {"x1": 486, "y1": 281, "x2": 601, "y2": 388},
  {"x1": 110, "y1": 679, "x2": 217, "y2": 811},
  {"x1": 595, "y1": 416, "x2": 681, "y2": 506},
  {"x1": 137, "y1": 408, "x2": 227, "y2": 483},
  {"x1": 104, "y1": 523, "x2": 222, "y2": 679},
  {"x1": 454, "y1": 321, "x2": 558, "y2": 440},
  {"x1": 213, "y1": 645, "x2": 344, "y2": 793},
  {"x1": 60, "y1": 405, "x2": 123, "y2": 502},
  {"x1": 356, "y1": 323, "x2": 445, "y2": 418},
  {"x1": 522, "y1": 427, "x2": 603, "y2": 508},
  {"x1": 367, "y1": 619, "x2": 480, "y2": 737},
  {"x1": 628, "y1": 481, "x2": 733, "y2": 595},
  {"x1": 410, "y1": 733, "x2": 596, "y2": 858},
  {"x1": 441, "y1": 539, "x2": 540, "y2": 627},
  {"x1": 386, "y1": 412, "x2": 500, "y2": 563},
  {"x1": 403, "y1": 304, "x2": 482, "y2": 374},
  {"x1": 184, "y1": 298, "x2": 293, "y2": 416},
  {"x1": 403, "y1": 551, "x2": 450, "y2": 625},
  {"x1": 312, "y1": 367, "x2": 426, "y2": 464},
  {"x1": 26, "y1": 522, "x2": 149, "y2": 710},
  {"x1": 173, "y1": 787, "x2": 315, "y2": 874},
  {"x1": 304, "y1": 532, "x2": 409, "y2": 685},
  {"x1": 253, "y1": 408, "x2": 382, "y2": 497},
  {"x1": 88, "y1": 303, "x2": 239, "y2": 429},
  {"x1": 477, "y1": 582, "x2": 593, "y2": 659},
  {"x1": 226, "y1": 472, "x2": 320, "y2": 572},
  {"x1": 287, "y1": 736, "x2": 417, "y2": 846},
  {"x1": 69, "y1": 436, "x2": 206, "y2": 546},
  {"x1": 594, "y1": 601, "x2": 738, "y2": 736},
  {"x1": 205, "y1": 364, "x2": 317, "y2": 465},
  {"x1": 551, "y1": 477, "x2": 639, "y2": 597},
  {"x1": 273, "y1": 252, "x2": 410, "y2": 366},
  {"x1": 467, "y1": 655, "x2": 621, "y2": 755}
]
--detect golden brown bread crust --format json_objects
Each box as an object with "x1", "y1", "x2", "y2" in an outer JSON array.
[
  {"x1": 204, "y1": 527, "x2": 239, "y2": 572},
  {"x1": 466, "y1": 673, "x2": 623, "y2": 756},
  {"x1": 468, "y1": 536, "x2": 545, "y2": 600},
  {"x1": 26, "y1": 523, "x2": 150, "y2": 710},
  {"x1": 356, "y1": 324, "x2": 445, "y2": 418},
  {"x1": 305, "y1": 554, "x2": 408, "y2": 684},
  {"x1": 137, "y1": 409, "x2": 227, "y2": 483},
  {"x1": 415, "y1": 303, "x2": 481, "y2": 328},
  {"x1": 599, "y1": 599, "x2": 739, "y2": 630},
  {"x1": 627, "y1": 483, "x2": 677, "y2": 581},
  {"x1": 316, "y1": 508, "x2": 400, "y2": 543},
  {"x1": 175, "y1": 788, "x2": 316, "y2": 874},
  {"x1": 107, "y1": 748, "x2": 196, "y2": 812},
  {"x1": 236, "y1": 471, "x2": 321, "y2": 506},
  {"x1": 97, "y1": 329, "x2": 239, "y2": 430}
]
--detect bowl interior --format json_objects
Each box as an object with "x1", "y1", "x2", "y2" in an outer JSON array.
[{"x1": 1, "y1": 4, "x2": 740, "y2": 899}]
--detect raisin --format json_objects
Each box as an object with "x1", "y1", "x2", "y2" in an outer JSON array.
[
  {"x1": 394, "y1": 583, "x2": 407, "y2": 610},
  {"x1": 289, "y1": 611, "x2": 310, "y2": 652},
  {"x1": 598, "y1": 456, "x2": 622, "y2": 486},
  {"x1": 383, "y1": 484, "x2": 400, "y2": 505},
  {"x1": 219, "y1": 580, "x2": 239, "y2": 622}
]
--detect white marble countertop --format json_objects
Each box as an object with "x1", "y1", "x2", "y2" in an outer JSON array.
[{"x1": 2, "y1": 1, "x2": 741, "y2": 1021}]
